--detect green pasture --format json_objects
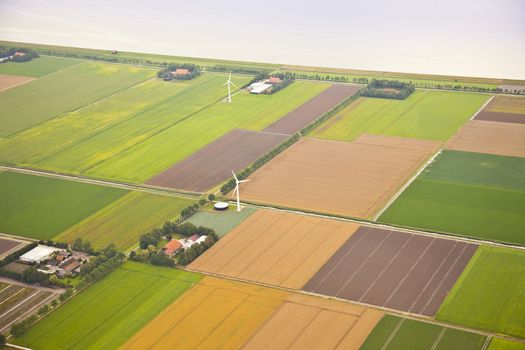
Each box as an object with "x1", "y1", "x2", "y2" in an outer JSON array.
[
  {"x1": 85, "y1": 81, "x2": 328, "y2": 183},
  {"x1": 0, "y1": 56, "x2": 80, "y2": 77},
  {"x1": 361, "y1": 315, "x2": 487, "y2": 350},
  {"x1": 379, "y1": 151, "x2": 525, "y2": 245},
  {"x1": 489, "y1": 338, "x2": 525, "y2": 350},
  {"x1": 14, "y1": 262, "x2": 202, "y2": 350},
  {"x1": 0, "y1": 172, "x2": 126, "y2": 240},
  {"x1": 56, "y1": 191, "x2": 194, "y2": 251},
  {"x1": 0, "y1": 61, "x2": 154, "y2": 137},
  {"x1": 185, "y1": 207, "x2": 257, "y2": 238},
  {"x1": 437, "y1": 246, "x2": 525, "y2": 339},
  {"x1": 311, "y1": 90, "x2": 489, "y2": 141}
]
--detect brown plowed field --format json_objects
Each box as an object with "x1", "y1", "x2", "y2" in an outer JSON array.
[
  {"x1": 121, "y1": 277, "x2": 288, "y2": 350},
  {"x1": 263, "y1": 85, "x2": 361, "y2": 135},
  {"x1": 239, "y1": 137, "x2": 440, "y2": 218},
  {"x1": 0, "y1": 237, "x2": 28, "y2": 259},
  {"x1": 446, "y1": 120, "x2": 525, "y2": 158},
  {"x1": 303, "y1": 227, "x2": 478, "y2": 316},
  {"x1": 146, "y1": 129, "x2": 288, "y2": 192},
  {"x1": 189, "y1": 209, "x2": 358, "y2": 289},
  {"x1": 243, "y1": 293, "x2": 383, "y2": 350},
  {"x1": 474, "y1": 111, "x2": 525, "y2": 124},
  {"x1": 0, "y1": 74, "x2": 34, "y2": 92},
  {"x1": 484, "y1": 95, "x2": 525, "y2": 114}
]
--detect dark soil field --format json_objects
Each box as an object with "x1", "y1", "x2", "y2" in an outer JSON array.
[
  {"x1": 263, "y1": 84, "x2": 360, "y2": 135},
  {"x1": 146, "y1": 129, "x2": 288, "y2": 192},
  {"x1": 0, "y1": 237, "x2": 23, "y2": 257},
  {"x1": 474, "y1": 111, "x2": 525, "y2": 124},
  {"x1": 303, "y1": 227, "x2": 478, "y2": 316}
]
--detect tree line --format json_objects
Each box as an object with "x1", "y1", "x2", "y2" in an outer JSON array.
[{"x1": 360, "y1": 79, "x2": 415, "y2": 100}]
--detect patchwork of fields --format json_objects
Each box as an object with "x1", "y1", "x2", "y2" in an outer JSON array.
[
  {"x1": 14, "y1": 262, "x2": 201, "y2": 349},
  {"x1": 379, "y1": 150, "x2": 525, "y2": 245},
  {"x1": 311, "y1": 90, "x2": 489, "y2": 142}
]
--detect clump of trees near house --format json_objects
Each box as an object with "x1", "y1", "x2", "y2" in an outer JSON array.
[
  {"x1": 157, "y1": 63, "x2": 201, "y2": 80},
  {"x1": 360, "y1": 79, "x2": 415, "y2": 100},
  {"x1": 0, "y1": 46, "x2": 39, "y2": 62}
]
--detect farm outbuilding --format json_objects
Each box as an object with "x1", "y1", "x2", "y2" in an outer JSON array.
[
  {"x1": 248, "y1": 82, "x2": 272, "y2": 94},
  {"x1": 20, "y1": 245, "x2": 63, "y2": 264}
]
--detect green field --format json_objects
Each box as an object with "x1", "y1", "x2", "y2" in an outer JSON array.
[
  {"x1": 185, "y1": 207, "x2": 256, "y2": 238},
  {"x1": 489, "y1": 338, "x2": 525, "y2": 350},
  {"x1": 0, "y1": 172, "x2": 126, "y2": 240},
  {"x1": 0, "y1": 56, "x2": 80, "y2": 77},
  {"x1": 437, "y1": 246, "x2": 525, "y2": 339},
  {"x1": 311, "y1": 90, "x2": 489, "y2": 141},
  {"x1": 85, "y1": 81, "x2": 329, "y2": 183},
  {"x1": 379, "y1": 151, "x2": 525, "y2": 245},
  {"x1": 0, "y1": 61, "x2": 154, "y2": 137},
  {"x1": 56, "y1": 192, "x2": 194, "y2": 251},
  {"x1": 361, "y1": 315, "x2": 487, "y2": 350},
  {"x1": 14, "y1": 262, "x2": 202, "y2": 350}
]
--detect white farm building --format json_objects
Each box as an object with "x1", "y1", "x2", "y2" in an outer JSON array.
[
  {"x1": 20, "y1": 245, "x2": 64, "y2": 264},
  {"x1": 248, "y1": 82, "x2": 272, "y2": 94}
]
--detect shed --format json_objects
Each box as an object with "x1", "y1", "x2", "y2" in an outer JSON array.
[{"x1": 20, "y1": 245, "x2": 63, "y2": 264}]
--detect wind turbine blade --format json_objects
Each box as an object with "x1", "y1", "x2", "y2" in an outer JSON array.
[
  {"x1": 239, "y1": 179, "x2": 250, "y2": 183},
  {"x1": 229, "y1": 71, "x2": 232, "y2": 80},
  {"x1": 230, "y1": 81, "x2": 237, "y2": 87},
  {"x1": 231, "y1": 170, "x2": 238, "y2": 181},
  {"x1": 223, "y1": 81, "x2": 228, "y2": 86},
  {"x1": 232, "y1": 185, "x2": 238, "y2": 197}
]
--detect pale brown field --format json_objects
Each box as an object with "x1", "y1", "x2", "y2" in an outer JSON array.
[
  {"x1": 239, "y1": 136, "x2": 440, "y2": 218},
  {"x1": 446, "y1": 120, "x2": 525, "y2": 158},
  {"x1": 120, "y1": 277, "x2": 288, "y2": 350},
  {"x1": 0, "y1": 74, "x2": 34, "y2": 92},
  {"x1": 243, "y1": 293, "x2": 383, "y2": 350},
  {"x1": 189, "y1": 209, "x2": 358, "y2": 289},
  {"x1": 484, "y1": 96, "x2": 525, "y2": 114}
]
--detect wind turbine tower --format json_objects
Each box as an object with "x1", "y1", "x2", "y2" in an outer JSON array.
[
  {"x1": 231, "y1": 170, "x2": 249, "y2": 212},
  {"x1": 224, "y1": 72, "x2": 236, "y2": 103}
]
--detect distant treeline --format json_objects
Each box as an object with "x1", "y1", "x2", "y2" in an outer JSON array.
[
  {"x1": 0, "y1": 46, "x2": 39, "y2": 62},
  {"x1": 361, "y1": 79, "x2": 415, "y2": 100}
]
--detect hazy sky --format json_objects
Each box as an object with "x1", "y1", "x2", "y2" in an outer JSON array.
[{"x1": 1, "y1": 0, "x2": 524, "y2": 79}]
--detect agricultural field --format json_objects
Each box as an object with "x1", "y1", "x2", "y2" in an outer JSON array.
[
  {"x1": 263, "y1": 84, "x2": 360, "y2": 135},
  {"x1": 240, "y1": 136, "x2": 440, "y2": 218},
  {"x1": 189, "y1": 210, "x2": 358, "y2": 289},
  {"x1": 360, "y1": 315, "x2": 488, "y2": 350},
  {"x1": 244, "y1": 293, "x2": 383, "y2": 349},
  {"x1": 85, "y1": 81, "x2": 328, "y2": 183},
  {"x1": 0, "y1": 281, "x2": 58, "y2": 333},
  {"x1": 185, "y1": 207, "x2": 257, "y2": 238},
  {"x1": 0, "y1": 56, "x2": 80, "y2": 77},
  {"x1": 475, "y1": 96, "x2": 525, "y2": 124},
  {"x1": 0, "y1": 61, "x2": 154, "y2": 137},
  {"x1": 489, "y1": 338, "x2": 525, "y2": 350},
  {"x1": 437, "y1": 246, "x2": 525, "y2": 339},
  {"x1": 147, "y1": 129, "x2": 289, "y2": 191},
  {"x1": 0, "y1": 172, "x2": 126, "y2": 240},
  {"x1": 14, "y1": 262, "x2": 201, "y2": 349},
  {"x1": 0, "y1": 236, "x2": 29, "y2": 259},
  {"x1": 311, "y1": 90, "x2": 489, "y2": 142},
  {"x1": 121, "y1": 276, "x2": 288, "y2": 350},
  {"x1": 304, "y1": 227, "x2": 477, "y2": 316},
  {"x1": 446, "y1": 120, "x2": 525, "y2": 158},
  {"x1": 0, "y1": 74, "x2": 34, "y2": 92},
  {"x1": 56, "y1": 191, "x2": 194, "y2": 251},
  {"x1": 379, "y1": 150, "x2": 525, "y2": 245}
]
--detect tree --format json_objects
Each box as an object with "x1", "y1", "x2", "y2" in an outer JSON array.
[
  {"x1": 199, "y1": 198, "x2": 207, "y2": 206},
  {"x1": 72, "y1": 238, "x2": 83, "y2": 251},
  {"x1": 0, "y1": 334, "x2": 5, "y2": 348}
]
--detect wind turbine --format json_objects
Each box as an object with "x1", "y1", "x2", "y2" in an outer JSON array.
[
  {"x1": 224, "y1": 72, "x2": 236, "y2": 103},
  {"x1": 231, "y1": 170, "x2": 249, "y2": 212}
]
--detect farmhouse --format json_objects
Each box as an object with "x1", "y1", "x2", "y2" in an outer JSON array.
[
  {"x1": 19, "y1": 245, "x2": 64, "y2": 264},
  {"x1": 163, "y1": 239, "x2": 183, "y2": 255},
  {"x1": 172, "y1": 68, "x2": 190, "y2": 77},
  {"x1": 268, "y1": 76, "x2": 282, "y2": 84}
]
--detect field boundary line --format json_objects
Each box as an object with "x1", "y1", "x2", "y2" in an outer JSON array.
[
  {"x1": 0, "y1": 165, "x2": 201, "y2": 199},
  {"x1": 470, "y1": 95, "x2": 495, "y2": 120},
  {"x1": 481, "y1": 336, "x2": 492, "y2": 350},
  {"x1": 381, "y1": 317, "x2": 405, "y2": 350},
  {"x1": 372, "y1": 149, "x2": 442, "y2": 221}
]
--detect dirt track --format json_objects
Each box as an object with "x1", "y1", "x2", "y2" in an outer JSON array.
[
  {"x1": 474, "y1": 111, "x2": 525, "y2": 124},
  {"x1": 146, "y1": 129, "x2": 288, "y2": 192},
  {"x1": 303, "y1": 227, "x2": 478, "y2": 316},
  {"x1": 446, "y1": 120, "x2": 525, "y2": 158},
  {"x1": 189, "y1": 209, "x2": 358, "y2": 289},
  {"x1": 244, "y1": 293, "x2": 383, "y2": 349},
  {"x1": 0, "y1": 74, "x2": 34, "y2": 92},
  {"x1": 240, "y1": 136, "x2": 440, "y2": 218},
  {"x1": 263, "y1": 85, "x2": 360, "y2": 135}
]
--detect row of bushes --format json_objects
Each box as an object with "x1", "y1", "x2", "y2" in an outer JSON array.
[
  {"x1": 179, "y1": 194, "x2": 215, "y2": 221},
  {"x1": 361, "y1": 79, "x2": 415, "y2": 100}
]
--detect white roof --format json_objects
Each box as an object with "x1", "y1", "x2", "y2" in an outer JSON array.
[
  {"x1": 250, "y1": 83, "x2": 272, "y2": 94},
  {"x1": 195, "y1": 235, "x2": 208, "y2": 244},
  {"x1": 20, "y1": 245, "x2": 63, "y2": 263}
]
